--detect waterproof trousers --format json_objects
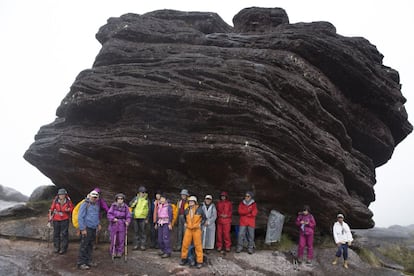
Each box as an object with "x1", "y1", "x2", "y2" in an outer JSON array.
[
  {"x1": 298, "y1": 233, "x2": 314, "y2": 260},
  {"x1": 181, "y1": 228, "x2": 203, "y2": 264},
  {"x1": 158, "y1": 224, "x2": 172, "y2": 254},
  {"x1": 216, "y1": 223, "x2": 231, "y2": 250},
  {"x1": 53, "y1": 219, "x2": 69, "y2": 252},
  {"x1": 77, "y1": 227, "x2": 96, "y2": 266},
  {"x1": 133, "y1": 218, "x2": 146, "y2": 247},
  {"x1": 110, "y1": 229, "x2": 126, "y2": 255}
]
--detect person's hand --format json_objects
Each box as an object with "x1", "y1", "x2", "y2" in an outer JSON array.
[
  {"x1": 114, "y1": 218, "x2": 118, "y2": 222},
  {"x1": 184, "y1": 223, "x2": 187, "y2": 228},
  {"x1": 300, "y1": 220, "x2": 305, "y2": 224},
  {"x1": 205, "y1": 221, "x2": 209, "y2": 226},
  {"x1": 145, "y1": 219, "x2": 148, "y2": 224},
  {"x1": 98, "y1": 224, "x2": 102, "y2": 231},
  {"x1": 168, "y1": 224, "x2": 172, "y2": 230},
  {"x1": 336, "y1": 242, "x2": 341, "y2": 246},
  {"x1": 81, "y1": 229, "x2": 87, "y2": 236},
  {"x1": 125, "y1": 221, "x2": 129, "y2": 227},
  {"x1": 154, "y1": 224, "x2": 158, "y2": 230},
  {"x1": 348, "y1": 241, "x2": 352, "y2": 246}
]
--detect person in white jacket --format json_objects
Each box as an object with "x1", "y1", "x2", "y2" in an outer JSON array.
[{"x1": 332, "y1": 213, "x2": 353, "y2": 269}]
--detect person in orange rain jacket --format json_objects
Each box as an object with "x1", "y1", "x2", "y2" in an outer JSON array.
[
  {"x1": 216, "y1": 191, "x2": 232, "y2": 253},
  {"x1": 236, "y1": 191, "x2": 257, "y2": 254},
  {"x1": 48, "y1": 188, "x2": 74, "y2": 254},
  {"x1": 179, "y1": 196, "x2": 206, "y2": 269}
]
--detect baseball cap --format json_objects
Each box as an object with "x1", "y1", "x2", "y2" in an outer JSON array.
[{"x1": 205, "y1": 195, "x2": 213, "y2": 200}]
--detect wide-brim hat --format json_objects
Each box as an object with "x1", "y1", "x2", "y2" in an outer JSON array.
[{"x1": 180, "y1": 189, "x2": 189, "y2": 196}]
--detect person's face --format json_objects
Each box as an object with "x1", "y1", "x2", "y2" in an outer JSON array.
[
  {"x1": 338, "y1": 217, "x2": 344, "y2": 223},
  {"x1": 155, "y1": 194, "x2": 161, "y2": 200},
  {"x1": 160, "y1": 197, "x2": 166, "y2": 204},
  {"x1": 117, "y1": 197, "x2": 124, "y2": 203},
  {"x1": 188, "y1": 200, "x2": 195, "y2": 206},
  {"x1": 181, "y1": 194, "x2": 187, "y2": 200},
  {"x1": 90, "y1": 196, "x2": 98, "y2": 202},
  {"x1": 58, "y1": 194, "x2": 66, "y2": 199},
  {"x1": 221, "y1": 195, "x2": 226, "y2": 200},
  {"x1": 244, "y1": 194, "x2": 251, "y2": 200},
  {"x1": 138, "y1": 192, "x2": 145, "y2": 197},
  {"x1": 303, "y1": 210, "x2": 309, "y2": 215},
  {"x1": 205, "y1": 198, "x2": 212, "y2": 204}
]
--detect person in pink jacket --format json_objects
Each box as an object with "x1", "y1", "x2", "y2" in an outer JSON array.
[{"x1": 295, "y1": 205, "x2": 316, "y2": 264}]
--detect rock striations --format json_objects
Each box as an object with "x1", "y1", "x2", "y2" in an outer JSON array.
[{"x1": 24, "y1": 7, "x2": 412, "y2": 232}]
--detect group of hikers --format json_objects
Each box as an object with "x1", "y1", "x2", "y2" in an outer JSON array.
[{"x1": 48, "y1": 187, "x2": 353, "y2": 270}]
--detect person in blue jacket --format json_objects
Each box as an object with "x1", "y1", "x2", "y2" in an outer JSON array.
[{"x1": 77, "y1": 190, "x2": 101, "y2": 270}]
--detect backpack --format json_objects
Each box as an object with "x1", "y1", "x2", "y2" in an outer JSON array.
[
  {"x1": 171, "y1": 203, "x2": 178, "y2": 226},
  {"x1": 72, "y1": 199, "x2": 86, "y2": 229}
]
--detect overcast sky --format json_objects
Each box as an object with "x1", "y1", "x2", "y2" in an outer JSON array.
[{"x1": 1, "y1": 0, "x2": 413, "y2": 227}]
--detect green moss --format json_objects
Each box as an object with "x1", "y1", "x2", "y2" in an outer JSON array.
[{"x1": 354, "y1": 247, "x2": 382, "y2": 267}]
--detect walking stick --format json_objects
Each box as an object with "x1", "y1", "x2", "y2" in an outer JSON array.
[
  {"x1": 112, "y1": 231, "x2": 117, "y2": 261},
  {"x1": 124, "y1": 227, "x2": 128, "y2": 262}
]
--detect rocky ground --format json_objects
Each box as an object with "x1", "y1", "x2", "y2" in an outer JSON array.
[{"x1": 0, "y1": 238, "x2": 404, "y2": 276}]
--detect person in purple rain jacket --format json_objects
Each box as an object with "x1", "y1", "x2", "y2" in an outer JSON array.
[
  {"x1": 107, "y1": 193, "x2": 131, "y2": 257},
  {"x1": 295, "y1": 205, "x2": 316, "y2": 264}
]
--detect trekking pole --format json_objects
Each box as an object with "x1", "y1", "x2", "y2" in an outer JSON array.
[
  {"x1": 124, "y1": 227, "x2": 128, "y2": 262},
  {"x1": 112, "y1": 232, "x2": 117, "y2": 261}
]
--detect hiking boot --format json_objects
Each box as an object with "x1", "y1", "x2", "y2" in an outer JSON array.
[
  {"x1": 217, "y1": 247, "x2": 222, "y2": 252},
  {"x1": 179, "y1": 259, "x2": 188, "y2": 266},
  {"x1": 54, "y1": 248, "x2": 60, "y2": 253},
  {"x1": 332, "y1": 257, "x2": 339, "y2": 265},
  {"x1": 343, "y1": 261, "x2": 349, "y2": 269},
  {"x1": 225, "y1": 248, "x2": 231, "y2": 253},
  {"x1": 236, "y1": 247, "x2": 242, "y2": 253},
  {"x1": 140, "y1": 246, "x2": 146, "y2": 251},
  {"x1": 161, "y1": 253, "x2": 171, "y2": 258},
  {"x1": 132, "y1": 245, "x2": 139, "y2": 251},
  {"x1": 158, "y1": 251, "x2": 165, "y2": 256},
  {"x1": 306, "y1": 260, "x2": 313, "y2": 266},
  {"x1": 58, "y1": 250, "x2": 66, "y2": 255},
  {"x1": 196, "y1": 263, "x2": 203, "y2": 269},
  {"x1": 87, "y1": 262, "x2": 97, "y2": 267},
  {"x1": 247, "y1": 248, "x2": 254, "y2": 254},
  {"x1": 78, "y1": 264, "x2": 90, "y2": 270}
]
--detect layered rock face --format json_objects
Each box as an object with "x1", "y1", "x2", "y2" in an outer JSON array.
[{"x1": 24, "y1": 7, "x2": 412, "y2": 232}]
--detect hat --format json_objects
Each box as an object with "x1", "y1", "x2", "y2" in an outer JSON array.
[
  {"x1": 220, "y1": 191, "x2": 228, "y2": 197},
  {"x1": 188, "y1": 196, "x2": 197, "y2": 202},
  {"x1": 90, "y1": 191, "x2": 99, "y2": 198},
  {"x1": 93, "y1": 187, "x2": 101, "y2": 193},
  {"x1": 337, "y1": 214, "x2": 344, "y2": 218},
  {"x1": 180, "y1": 189, "x2": 189, "y2": 196},
  {"x1": 115, "y1": 193, "x2": 125, "y2": 200},
  {"x1": 205, "y1": 195, "x2": 213, "y2": 200},
  {"x1": 138, "y1": 186, "x2": 147, "y2": 193},
  {"x1": 57, "y1": 188, "x2": 67, "y2": 195},
  {"x1": 245, "y1": 191, "x2": 254, "y2": 198}
]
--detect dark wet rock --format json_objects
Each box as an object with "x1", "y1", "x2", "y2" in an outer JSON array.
[
  {"x1": 28, "y1": 185, "x2": 57, "y2": 202},
  {"x1": 24, "y1": 7, "x2": 412, "y2": 233},
  {"x1": 0, "y1": 203, "x2": 40, "y2": 219},
  {"x1": 0, "y1": 184, "x2": 28, "y2": 202}
]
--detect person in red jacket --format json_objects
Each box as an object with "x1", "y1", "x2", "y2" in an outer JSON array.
[
  {"x1": 236, "y1": 191, "x2": 257, "y2": 254},
  {"x1": 216, "y1": 191, "x2": 232, "y2": 253},
  {"x1": 48, "y1": 188, "x2": 74, "y2": 254}
]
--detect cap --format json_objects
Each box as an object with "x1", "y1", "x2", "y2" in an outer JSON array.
[
  {"x1": 180, "y1": 189, "x2": 189, "y2": 196},
  {"x1": 57, "y1": 188, "x2": 67, "y2": 195},
  {"x1": 93, "y1": 187, "x2": 101, "y2": 193},
  {"x1": 188, "y1": 196, "x2": 197, "y2": 202},
  {"x1": 337, "y1": 213, "x2": 344, "y2": 218},
  {"x1": 220, "y1": 191, "x2": 228, "y2": 197},
  {"x1": 205, "y1": 195, "x2": 213, "y2": 200},
  {"x1": 90, "y1": 191, "x2": 99, "y2": 198},
  {"x1": 245, "y1": 191, "x2": 254, "y2": 198},
  {"x1": 115, "y1": 193, "x2": 125, "y2": 200},
  {"x1": 138, "y1": 186, "x2": 147, "y2": 193}
]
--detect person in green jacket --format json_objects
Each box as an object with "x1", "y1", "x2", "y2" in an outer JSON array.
[{"x1": 129, "y1": 186, "x2": 150, "y2": 250}]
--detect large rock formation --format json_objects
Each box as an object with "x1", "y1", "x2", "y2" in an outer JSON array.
[{"x1": 24, "y1": 7, "x2": 412, "y2": 233}]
